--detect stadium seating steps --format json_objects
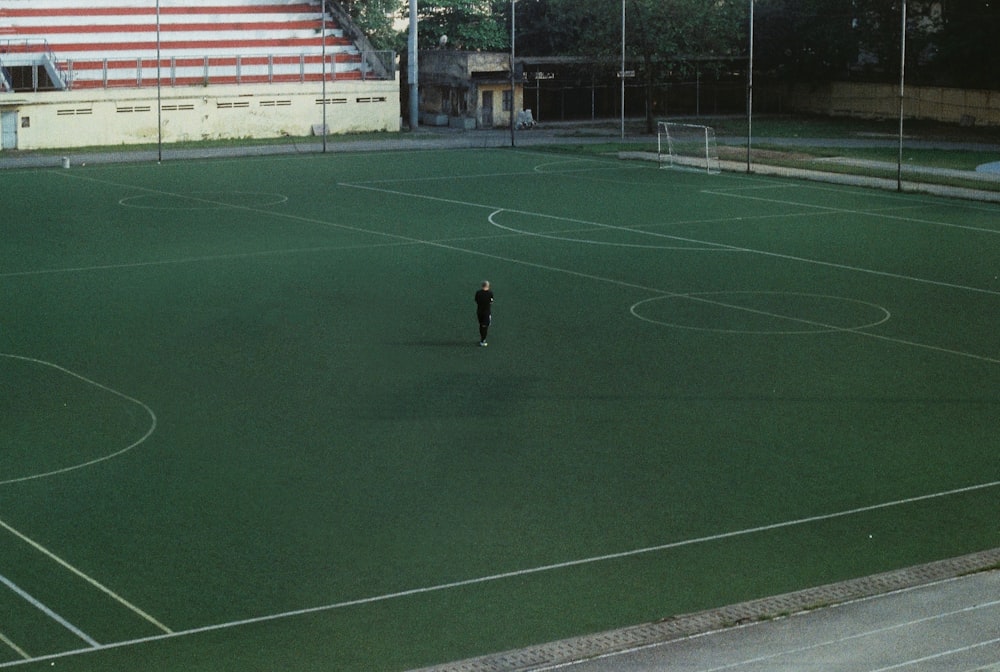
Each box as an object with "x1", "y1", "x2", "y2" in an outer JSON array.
[{"x1": 0, "y1": 0, "x2": 365, "y2": 89}]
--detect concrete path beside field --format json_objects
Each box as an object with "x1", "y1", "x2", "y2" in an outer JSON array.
[
  {"x1": 413, "y1": 549, "x2": 1000, "y2": 672},
  {"x1": 554, "y1": 570, "x2": 1000, "y2": 672},
  {"x1": 3, "y1": 122, "x2": 999, "y2": 201}
]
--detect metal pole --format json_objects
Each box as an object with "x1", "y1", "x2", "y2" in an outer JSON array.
[
  {"x1": 510, "y1": 0, "x2": 515, "y2": 147},
  {"x1": 620, "y1": 0, "x2": 625, "y2": 139},
  {"x1": 156, "y1": 0, "x2": 162, "y2": 162},
  {"x1": 695, "y1": 67, "x2": 700, "y2": 117},
  {"x1": 897, "y1": 0, "x2": 906, "y2": 191},
  {"x1": 746, "y1": 0, "x2": 753, "y2": 173},
  {"x1": 408, "y1": 0, "x2": 418, "y2": 130},
  {"x1": 321, "y1": 0, "x2": 327, "y2": 152}
]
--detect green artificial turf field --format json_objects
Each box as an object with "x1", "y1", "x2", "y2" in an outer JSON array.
[{"x1": 1, "y1": 148, "x2": 998, "y2": 671}]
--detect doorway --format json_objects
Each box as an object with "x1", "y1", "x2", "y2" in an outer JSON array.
[
  {"x1": 481, "y1": 90, "x2": 493, "y2": 128},
  {"x1": 1, "y1": 111, "x2": 17, "y2": 150}
]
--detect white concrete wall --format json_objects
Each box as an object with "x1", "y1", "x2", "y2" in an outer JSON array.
[{"x1": 3, "y1": 78, "x2": 400, "y2": 149}]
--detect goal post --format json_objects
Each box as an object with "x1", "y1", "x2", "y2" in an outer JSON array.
[{"x1": 657, "y1": 121, "x2": 721, "y2": 174}]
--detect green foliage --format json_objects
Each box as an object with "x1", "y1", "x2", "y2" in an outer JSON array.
[
  {"x1": 626, "y1": 0, "x2": 745, "y2": 131},
  {"x1": 339, "y1": 0, "x2": 405, "y2": 51},
  {"x1": 928, "y1": 0, "x2": 1000, "y2": 87},
  {"x1": 753, "y1": 0, "x2": 859, "y2": 81},
  {"x1": 627, "y1": 0, "x2": 744, "y2": 74},
  {"x1": 513, "y1": 0, "x2": 609, "y2": 56},
  {"x1": 410, "y1": 0, "x2": 509, "y2": 50},
  {"x1": 513, "y1": 0, "x2": 745, "y2": 131},
  {"x1": 516, "y1": 0, "x2": 744, "y2": 68},
  {"x1": 342, "y1": 0, "x2": 1000, "y2": 90},
  {"x1": 753, "y1": 0, "x2": 1000, "y2": 88}
]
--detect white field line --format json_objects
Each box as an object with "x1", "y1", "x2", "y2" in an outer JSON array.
[
  {"x1": 627, "y1": 291, "x2": 892, "y2": 335},
  {"x1": 0, "y1": 241, "x2": 415, "y2": 279},
  {"x1": 726, "y1": 177, "x2": 1000, "y2": 217},
  {"x1": 704, "y1": 600, "x2": 1000, "y2": 672},
  {"x1": 8, "y1": 158, "x2": 989, "y2": 666},
  {"x1": 870, "y1": 636, "x2": 1000, "y2": 672},
  {"x1": 0, "y1": 518, "x2": 172, "y2": 635},
  {"x1": 0, "y1": 205, "x2": 917, "y2": 278},
  {"x1": 0, "y1": 573, "x2": 99, "y2": 647},
  {"x1": 1, "y1": 479, "x2": 997, "y2": 669},
  {"x1": 43, "y1": 171, "x2": 1000, "y2": 365},
  {"x1": 52, "y1": 167, "x2": 1000, "y2": 297},
  {"x1": 347, "y1": 181, "x2": 1000, "y2": 299},
  {"x1": 0, "y1": 354, "x2": 158, "y2": 486},
  {"x1": 0, "y1": 632, "x2": 30, "y2": 661},
  {"x1": 704, "y1": 187, "x2": 1000, "y2": 237}
]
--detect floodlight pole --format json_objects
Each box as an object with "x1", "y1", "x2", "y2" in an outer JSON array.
[
  {"x1": 510, "y1": 0, "x2": 516, "y2": 147},
  {"x1": 620, "y1": 0, "x2": 626, "y2": 139},
  {"x1": 321, "y1": 0, "x2": 327, "y2": 152},
  {"x1": 156, "y1": 0, "x2": 162, "y2": 162},
  {"x1": 897, "y1": 0, "x2": 907, "y2": 191},
  {"x1": 408, "y1": 0, "x2": 418, "y2": 130},
  {"x1": 746, "y1": 0, "x2": 754, "y2": 173}
]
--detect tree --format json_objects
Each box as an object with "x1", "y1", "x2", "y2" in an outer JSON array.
[
  {"x1": 339, "y1": 0, "x2": 405, "y2": 51},
  {"x1": 928, "y1": 0, "x2": 1000, "y2": 87},
  {"x1": 514, "y1": 0, "x2": 744, "y2": 131},
  {"x1": 753, "y1": 0, "x2": 859, "y2": 82},
  {"x1": 408, "y1": 0, "x2": 509, "y2": 51},
  {"x1": 851, "y1": 0, "x2": 913, "y2": 81},
  {"x1": 627, "y1": 0, "x2": 745, "y2": 131},
  {"x1": 512, "y1": 0, "x2": 605, "y2": 56}
]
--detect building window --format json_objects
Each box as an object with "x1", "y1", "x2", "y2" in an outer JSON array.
[{"x1": 502, "y1": 89, "x2": 513, "y2": 112}]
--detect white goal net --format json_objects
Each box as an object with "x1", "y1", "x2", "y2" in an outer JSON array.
[{"x1": 657, "y1": 122, "x2": 721, "y2": 174}]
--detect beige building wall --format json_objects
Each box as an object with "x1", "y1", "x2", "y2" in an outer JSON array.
[
  {"x1": 780, "y1": 82, "x2": 1000, "y2": 126},
  {"x1": 417, "y1": 51, "x2": 523, "y2": 129},
  {"x1": 477, "y1": 81, "x2": 523, "y2": 129},
  {"x1": 2, "y1": 78, "x2": 400, "y2": 151}
]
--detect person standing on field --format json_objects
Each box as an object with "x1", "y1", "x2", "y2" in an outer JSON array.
[{"x1": 475, "y1": 280, "x2": 493, "y2": 347}]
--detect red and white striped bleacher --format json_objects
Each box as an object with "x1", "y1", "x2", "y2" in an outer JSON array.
[{"x1": 0, "y1": 0, "x2": 368, "y2": 90}]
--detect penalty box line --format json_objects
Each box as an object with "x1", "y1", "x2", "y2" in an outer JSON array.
[
  {"x1": 0, "y1": 518, "x2": 172, "y2": 636},
  {"x1": 0, "y1": 573, "x2": 98, "y2": 649},
  {"x1": 4, "y1": 479, "x2": 998, "y2": 669}
]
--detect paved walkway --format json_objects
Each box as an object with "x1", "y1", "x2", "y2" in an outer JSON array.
[
  {"x1": 4, "y1": 123, "x2": 998, "y2": 202},
  {"x1": 556, "y1": 570, "x2": 1000, "y2": 672},
  {"x1": 411, "y1": 549, "x2": 1000, "y2": 672}
]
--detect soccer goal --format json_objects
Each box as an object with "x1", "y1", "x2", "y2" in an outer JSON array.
[{"x1": 656, "y1": 121, "x2": 721, "y2": 174}]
